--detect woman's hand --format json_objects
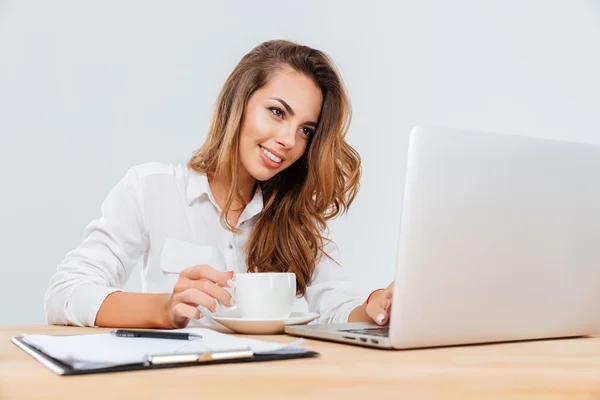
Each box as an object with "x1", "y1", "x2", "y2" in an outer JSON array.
[
  {"x1": 163, "y1": 265, "x2": 234, "y2": 328},
  {"x1": 365, "y1": 281, "x2": 395, "y2": 326}
]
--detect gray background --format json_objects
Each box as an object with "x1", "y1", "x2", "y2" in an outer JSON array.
[{"x1": 1, "y1": 0, "x2": 599, "y2": 324}]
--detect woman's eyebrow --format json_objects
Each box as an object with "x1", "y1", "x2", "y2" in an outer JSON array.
[
  {"x1": 269, "y1": 97, "x2": 318, "y2": 127},
  {"x1": 269, "y1": 97, "x2": 295, "y2": 116}
]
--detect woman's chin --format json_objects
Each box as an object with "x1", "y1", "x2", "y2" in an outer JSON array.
[
  {"x1": 250, "y1": 171, "x2": 276, "y2": 182},
  {"x1": 247, "y1": 165, "x2": 281, "y2": 182}
]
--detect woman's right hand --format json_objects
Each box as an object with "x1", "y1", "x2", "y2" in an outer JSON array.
[{"x1": 163, "y1": 265, "x2": 235, "y2": 328}]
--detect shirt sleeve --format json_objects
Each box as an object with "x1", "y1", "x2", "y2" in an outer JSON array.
[
  {"x1": 303, "y1": 239, "x2": 365, "y2": 324},
  {"x1": 44, "y1": 166, "x2": 149, "y2": 327}
]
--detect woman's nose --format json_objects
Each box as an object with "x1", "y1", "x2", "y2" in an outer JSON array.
[{"x1": 275, "y1": 125, "x2": 296, "y2": 149}]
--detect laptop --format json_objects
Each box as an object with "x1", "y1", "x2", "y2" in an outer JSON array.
[{"x1": 285, "y1": 125, "x2": 600, "y2": 349}]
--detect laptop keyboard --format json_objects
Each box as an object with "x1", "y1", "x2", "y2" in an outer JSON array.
[{"x1": 338, "y1": 327, "x2": 389, "y2": 337}]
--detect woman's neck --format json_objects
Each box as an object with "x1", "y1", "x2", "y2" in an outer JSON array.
[{"x1": 209, "y1": 170, "x2": 256, "y2": 210}]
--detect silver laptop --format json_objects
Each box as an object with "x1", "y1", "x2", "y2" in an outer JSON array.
[{"x1": 285, "y1": 125, "x2": 600, "y2": 349}]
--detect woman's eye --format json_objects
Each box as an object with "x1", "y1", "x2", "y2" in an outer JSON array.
[
  {"x1": 269, "y1": 107, "x2": 284, "y2": 118},
  {"x1": 301, "y1": 127, "x2": 314, "y2": 136}
]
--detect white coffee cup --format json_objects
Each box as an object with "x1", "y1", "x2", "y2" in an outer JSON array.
[{"x1": 232, "y1": 272, "x2": 296, "y2": 319}]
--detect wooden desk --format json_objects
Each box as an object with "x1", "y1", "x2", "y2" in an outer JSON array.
[{"x1": 1, "y1": 326, "x2": 600, "y2": 399}]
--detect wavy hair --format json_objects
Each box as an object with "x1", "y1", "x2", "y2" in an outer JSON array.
[{"x1": 188, "y1": 40, "x2": 361, "y2": 295}]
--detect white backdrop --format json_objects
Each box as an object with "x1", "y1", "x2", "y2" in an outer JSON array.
[{"x1": 1, "y1": 0, "x2": 599, "y2": 324}]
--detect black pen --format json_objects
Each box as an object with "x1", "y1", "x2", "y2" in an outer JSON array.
[{"x1": 110, "y1": 329, "x2": 203, "y2": 340}]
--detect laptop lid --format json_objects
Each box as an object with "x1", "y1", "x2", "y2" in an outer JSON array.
[{"x1": 387, "y1": 125, "x2": 600, "y2": 348}]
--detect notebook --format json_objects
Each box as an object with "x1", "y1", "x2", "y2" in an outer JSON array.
[{"x1": 11, "y1": 328, "x2": 318, "y2": 375}]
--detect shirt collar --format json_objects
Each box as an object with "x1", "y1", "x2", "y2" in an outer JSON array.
[
  {"x1": 186, "y1": 169, "x2": 264, "y2": 221},
  {"x1": 186, "y1": 169, "x2": 211, "y2": 205},
  {"x1": 240, "y1": 184, "x2": 264, "y2": 223}
]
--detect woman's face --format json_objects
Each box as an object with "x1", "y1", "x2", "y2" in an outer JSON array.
[{"x1": 238, "y1": 68, "x2": 323, "y2": 182}]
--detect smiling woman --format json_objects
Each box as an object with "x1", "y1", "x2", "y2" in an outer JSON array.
[
  {"x1": 44, "y1": 40, "x2": 395, "y2": 330},
  {"x1": 188, "y1": 43, "x2": 355, "y2": 296}
]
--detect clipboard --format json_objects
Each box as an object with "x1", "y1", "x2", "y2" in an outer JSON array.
[{"x1": 11, "y1": 336, "x2": 320, "y2": 376}]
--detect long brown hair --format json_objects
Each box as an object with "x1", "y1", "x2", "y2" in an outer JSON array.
[{"x1": 188, "y1": 40, "x2": 361, "y2": 295}]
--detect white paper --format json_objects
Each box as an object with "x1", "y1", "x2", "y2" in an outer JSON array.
[{"x1": 21, "y1": 328, "x2": 307, "y2": 370}]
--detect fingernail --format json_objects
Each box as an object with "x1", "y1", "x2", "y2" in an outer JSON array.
[
  {"x1": 226, "y1": 279, "x2": 235, "y2": 288},
  {"x1": 228, "y1": 298, "x2": 235, "y2": 307},
  {"x1": 377, "y1": 313, "x2": 385, "y2": 324}
]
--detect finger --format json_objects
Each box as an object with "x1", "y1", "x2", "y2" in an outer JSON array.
[
  {"x1": 369, "y1": 295, "x2": 391, "y2": 326},
  {"x1": 172, "y1": 303, "x2": 200, "y2": 326},
  {"x1": 191, "y1": 279, "x2": 234, "y2": 307},
  {"x1": 174, "y1": 302, "x2": 201, "y2": 320},
  {"x1": 177, "y1": 288, "x2": 218, "y2": 312},
  {"x1": 372, "y1": 307, "x2": 389, "y2": 325},
  {"x1": 383, "y1": 291, "x2": 393, "y2": 310},
  {"x1": 181, "y1": 265, "x2": 234, "y2": 287}
]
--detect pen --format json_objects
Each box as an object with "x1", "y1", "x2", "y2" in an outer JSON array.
[{"x1": 110, "y1": 329, "x2": 203, "y2": 340}]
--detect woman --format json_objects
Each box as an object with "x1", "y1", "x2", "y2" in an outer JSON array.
[{"x1": 45, "y1": 40, "x2": 394, "y2": 329}]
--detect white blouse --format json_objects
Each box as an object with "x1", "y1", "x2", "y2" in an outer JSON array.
[{"x1": 44, "y1": 162, "x2": 364, "y2": 327}]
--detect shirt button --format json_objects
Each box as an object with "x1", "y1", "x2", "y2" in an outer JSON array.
[{"x1": 228, "y1": 244, "x2": 233, "y2": 249}]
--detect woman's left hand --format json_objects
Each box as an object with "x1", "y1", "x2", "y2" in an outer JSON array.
[{"x1": 365, "y1": 281, "x2": 395, "y2": 325}]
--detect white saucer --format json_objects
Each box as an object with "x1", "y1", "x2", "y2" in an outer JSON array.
[{"x1": 212, "y1": 311, "x2": 319, "y2": 335}]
